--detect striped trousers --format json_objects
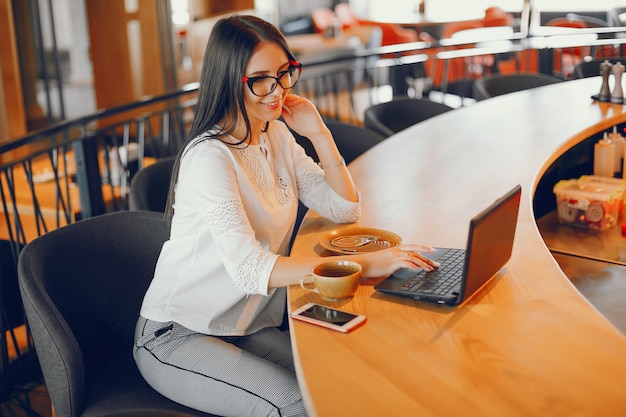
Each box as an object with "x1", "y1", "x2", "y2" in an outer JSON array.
[{"x1": 134, "y1": 316, "x2": 307, "y2": 416}]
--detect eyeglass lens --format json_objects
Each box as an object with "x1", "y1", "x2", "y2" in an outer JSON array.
[{"x1": 250, "y1": 67, "x2": 300, "y2": 96}]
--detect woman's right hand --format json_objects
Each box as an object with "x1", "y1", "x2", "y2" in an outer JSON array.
[{"x1": 352, "y1": 244, "x2": 440, "y2": 279}]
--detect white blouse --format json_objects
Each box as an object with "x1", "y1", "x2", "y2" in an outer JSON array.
[{"x1": 139, "y1": 121, "x2": 360, "y2": 336}]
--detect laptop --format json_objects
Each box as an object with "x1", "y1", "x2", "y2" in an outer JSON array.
[{"x1": 375, "y1": 184, "x2": 522, "y2": 306}]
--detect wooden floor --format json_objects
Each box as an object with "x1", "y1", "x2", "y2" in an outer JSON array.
[{"x1": 0, "y1": 384, "x2": 52, "y2": 417}]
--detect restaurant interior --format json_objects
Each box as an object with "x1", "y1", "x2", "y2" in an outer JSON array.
[{"x1": 1, "y1": 0, "x2": 626, "y2": 416}]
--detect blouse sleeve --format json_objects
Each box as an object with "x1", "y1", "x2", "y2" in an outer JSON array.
[
  {"x1": 176, "y1": 141, "x2": 278, "y2": 296},
  {"x1": 285, "y1": 129, "x2": 361, "y2": 224}
]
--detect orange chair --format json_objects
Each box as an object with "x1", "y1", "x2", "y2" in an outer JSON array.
[
  {"x1": 546, "y1": 17, "x2": 589, "y2": 78},
  {"x1": 334, "y1": 2, "x2": 422, "y2": 98},
  {"x1": 481, "y1": 7, "x2": 518, "y2": 74},
  {"x1": 334, "y1": 3, "x2": 360, "y2": 29},
  {"x1": 334, "y1": 3, "x2": 418, "y2": 47},
  {"x1": 429, "y1": 20, "x2": 487, "y2": 94},
  {"x1": 483, "y1": 6, "x2": 514, "y2": 27},
  {"x1": 311, "y1": 7, "x2": 338, "y2": 34}
]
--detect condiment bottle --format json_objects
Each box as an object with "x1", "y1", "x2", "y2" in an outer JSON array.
[
  {"x1": 607, "y1": 126, "x2": 626, "y2": 175},
  {"x1": 593, "y1": 133, "x2": 615, "y2": 177}
]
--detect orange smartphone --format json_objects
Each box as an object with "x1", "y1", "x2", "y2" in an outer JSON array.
[{"x1": 290, "y1": 303, "x2": 366, "y2": 333}]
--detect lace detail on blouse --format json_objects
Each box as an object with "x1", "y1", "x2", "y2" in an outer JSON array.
[
  {"x1": 277, "y1": 176, "x2": 292, "y2": 205},
  {"x1": 297, "y1": 162, "x2": 325, "y2": 195},
  {"x1": 329, "y1": 198, "x2": 361, "y2": 223},
  {"x1": 206, "y1": 199, "x2": 247, "y2": 236},
  {"x1": 206, "y1": 198, "x2": 272, "y2": 293},
  {"x1": 236, "y1": 147, "x2": 294, "y2": 209},
  {"x1": 233, "y1": 250, "x2": 273, "y2": 293}
]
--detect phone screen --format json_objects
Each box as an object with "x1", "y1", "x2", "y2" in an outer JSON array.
[{"x1": 297, "y1": 304, "x2": 359, "y2": 325}]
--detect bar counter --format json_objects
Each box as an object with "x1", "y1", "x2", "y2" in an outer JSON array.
[{"x1": 288, "y1": 77, "x2": 626, "y2": 416}]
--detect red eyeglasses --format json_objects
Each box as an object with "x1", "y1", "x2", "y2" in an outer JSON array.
[{"x1": 242, "y1": 61, "x2": 302, "y2": 97}]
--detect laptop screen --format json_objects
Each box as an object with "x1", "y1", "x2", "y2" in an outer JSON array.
[{"x1": 461, "y1": 185, "x2": 521, "y2": 302}]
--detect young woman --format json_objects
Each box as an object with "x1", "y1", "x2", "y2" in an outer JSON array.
[{"x1": 133, "y1": 14, "x2": 438, "y2": 417}]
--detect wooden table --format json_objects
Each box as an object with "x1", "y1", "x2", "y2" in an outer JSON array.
[{"x1": 288, "y1": 77, "x2": 626, "y2": 417}]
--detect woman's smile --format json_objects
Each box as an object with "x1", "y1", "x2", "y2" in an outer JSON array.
[{"x1": 260, "y1": 98, "x2": 281, "y2": 111}]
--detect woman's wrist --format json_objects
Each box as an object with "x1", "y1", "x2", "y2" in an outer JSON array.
[
  {"x1": 318, "y1": 158, "x2": 346, "y2": 169},
  {"x1": 306, "y1": 127, "x2": 332, "y2": 144}
]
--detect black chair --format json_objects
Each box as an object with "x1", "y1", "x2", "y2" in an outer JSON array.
[
  {"x1": 363, "y1": 97, "x2": 454, "y2": 138},
  {"x1": 291, "y1": 118, "x2": 386, "y2": 165},
  {"x1": 129, "y1": 157, "x2": 176, "y2": 212},
  {"x1": 565, "y1": 13, "x2": 608, "y2": 28},
  {"x1": 472, "y1": 72, "x2": 562, "y2": 101},
  {"x1": 573, "y1": 58, "x2": 626, "y2": 79},
  {"x1": 18, "y1": 211, "x2": 216, "y2": 417}
]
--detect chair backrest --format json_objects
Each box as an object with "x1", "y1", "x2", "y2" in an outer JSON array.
[
  {"x1": 573, "y1": 58, "x2": 626, "y2": 79},
  {"x1": 325, "y1": 119, "x2": 387, "y2": 164},
  {"x1": 334, "y1": 3, "x2": 417, "y2": 46},
  {"x1": 292, "y1": 119, "x2": 386, "y2": 165},
  {"x1": 311, "y1": 7, "x2": 337, "y2": 33},
  {"x1": 363, "y1": 97, "x2": 454, "y2": 138},
  {"x1": 546, "y1": 17, "x2": 587, "y2": 29},
  {"x1": 608, "y1": 7, "x2": 626, "y2": 27},
  {"x1": 472, "y1": 72, "x2": 562, "y2": 101},
  {"x1": 442, "y1": 20, "x2": 484, "y2": 40},
  {"x1": 565, "y1": 13, "x2": 607, "y2": 28},
  {"x1": 334, "y1": 3, "x2": 359, "y2": 28},
  {"x1": 129, "y1": 156, "x2": 176, "y2": 212},
  {"x1": 18, "y1": 211, "x2": 170, "y2": 417},
  {"x1": 483, "y1": 6, "x2": 514, "y2": 27}
]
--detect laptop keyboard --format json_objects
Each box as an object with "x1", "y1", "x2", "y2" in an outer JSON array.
[{"x1": 398, "y1": 248, "x2": 465, "y2": 295}]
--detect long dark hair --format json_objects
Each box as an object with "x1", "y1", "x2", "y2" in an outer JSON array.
[{"x1": 164, "y1": 15, "x2": 297, "y2": 224}]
